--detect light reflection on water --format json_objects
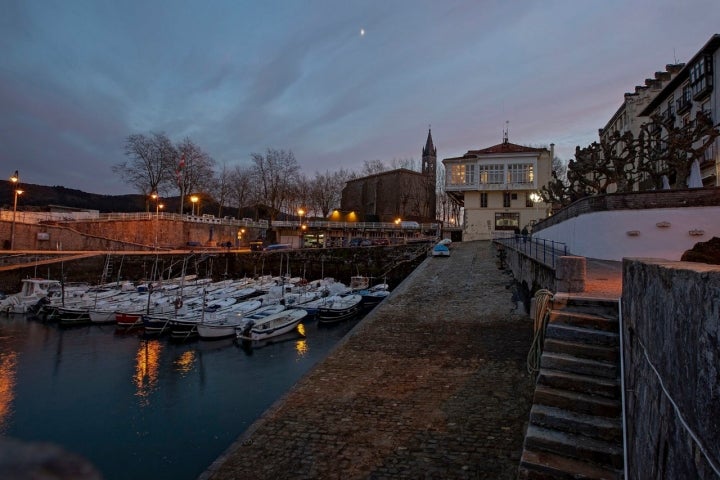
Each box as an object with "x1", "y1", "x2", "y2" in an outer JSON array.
[{"x1": 0, "y1": 313, "x2": 358, "y2": 480}]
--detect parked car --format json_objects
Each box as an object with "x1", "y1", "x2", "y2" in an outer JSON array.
[
  {"x1": 264, "y1": 244, "x2": 292, "y2": 251},
  {"x1": 372, "y1": 238, "x2": 390, "y2": 246},
  {"x1": 348, "y1": 238, "x2": 364, "y2": 247}
]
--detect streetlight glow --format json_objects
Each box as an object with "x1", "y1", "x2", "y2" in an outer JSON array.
[
  {"x1": 190, "y1": 195, "x2": 199, "y2": 216},
  {"x1": 10, "y1": 171, "x2": 22, "y2": 250}
]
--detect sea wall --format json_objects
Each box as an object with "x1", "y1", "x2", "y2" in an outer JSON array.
[{"x1": 622, "y1": 258, "x2": 720, "y2": 479}]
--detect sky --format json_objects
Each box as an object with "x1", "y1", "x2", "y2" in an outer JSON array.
[{"x1": 2, "y1": 0, "x2": 719, "y2": 195}]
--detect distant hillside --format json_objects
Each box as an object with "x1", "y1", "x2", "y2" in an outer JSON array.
[
  {"x1": 0, "y1": 180, "x2": 266, "y2": 219},
  {"x1": 1, "y1": 181, "x2": 147, "y2": 212}
]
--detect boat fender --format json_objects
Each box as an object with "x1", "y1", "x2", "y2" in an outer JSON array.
[{"x1": 174, "y1": 298, "x2": 183, "y2": 309}]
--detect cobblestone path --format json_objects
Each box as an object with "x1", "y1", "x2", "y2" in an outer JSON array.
[{"x1": 201, "y1": 241, "x2": 536, "y2": 480}]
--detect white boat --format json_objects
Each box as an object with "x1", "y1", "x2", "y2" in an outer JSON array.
[
  {"x1": 237, "y1": 308, "x2": 307, "y2": 341},
  {"x1": 432, "y1": 243, "x2": 450, "y2": 257},
  {"x1": 196, "y1": 300, "x2": 263, "y2": 340},
  {"x1": 0, "y1": 278, "x2": 61, "y2": 314},
  {"x1": 317, "y1": 294, "x2": 363, "y2": 323}
]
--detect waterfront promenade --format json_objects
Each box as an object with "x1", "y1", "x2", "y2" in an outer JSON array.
[{"x1": 201, "y1": 241, "x2": 536, "y2": 480}]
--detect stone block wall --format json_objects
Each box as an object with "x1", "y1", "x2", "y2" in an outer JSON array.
[{"x1": 622, "y1": 258, "x2": 720, "y2": 479}]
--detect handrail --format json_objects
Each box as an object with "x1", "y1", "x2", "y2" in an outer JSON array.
[
  {"x1": 493, "y1": 233, "x2": 568, "y2": 269},
  {"x1": 271, "y1": 220, "x2": 440, "y2": 230}
]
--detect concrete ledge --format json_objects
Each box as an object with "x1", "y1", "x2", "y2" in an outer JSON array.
[{"x1": 555, "y1": 256, "x2": 586, "y2": 293}]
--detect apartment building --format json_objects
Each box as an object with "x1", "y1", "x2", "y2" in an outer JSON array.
[
  {"x1": 443, "y1": 137, "x2": 553, "y2": 241},
  {"x1": 638, "y1": 34, "x2": 720, "y2": 187}
]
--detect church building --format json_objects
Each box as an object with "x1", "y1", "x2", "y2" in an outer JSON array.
[{"x1": 340, "y1": 129, "x2": 437, "y2": 223}]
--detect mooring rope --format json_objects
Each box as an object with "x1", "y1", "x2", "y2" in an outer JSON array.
[{"x1": 527, "y1": 289, "x2": 554, "y2": 375}]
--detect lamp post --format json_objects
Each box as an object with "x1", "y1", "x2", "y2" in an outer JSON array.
[
  {"x1": 10, "y1": 171, "x2": 23, "y2": 250},
  {"x1": 529, "y1": 192, "x2": 542, "y2": 223},
  {"x1": 297, "y1": 208, "x2": 305, "y2": 248},
  {"x1": 190, "y1": 195, "x2": 199, "y2": 216},
  {"x1": 151, "y1": 193, "x2": 161, "y2": 218}
]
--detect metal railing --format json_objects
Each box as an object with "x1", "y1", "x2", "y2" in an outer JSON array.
[
  {"x1": 493, "y1": 232, "x2": 568, "y2": 269},
  {"x1": 271, "y1": 220, "x2": 440, "y2": 230}
]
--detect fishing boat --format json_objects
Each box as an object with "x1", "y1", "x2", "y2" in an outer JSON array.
[
  {"x1": 196, "y1": 299, "x2": 263, "y2": 340},
  {"x1": 236, "y1": 307, "x2": 307, "y2": 341},
  {"x1": 0, "y1": 278, "x2": 61, "y2": 314},
  {"x1": 317, "y1": 294, "x2": 363, "y2": 323}
]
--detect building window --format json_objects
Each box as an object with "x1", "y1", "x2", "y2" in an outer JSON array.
[
  {"x1": 448, "y1": 164, "x2": 476, "y2": 185},
  {"x1": 507, "y1": 163, "x2": 534, "y2": 184},
  {"x1": 479, "y1": 164, "x2": 504, "y2": 184},
  {"x1": 690, "y1": 55, "x2": 713, "y2": 100},
  {"x1": 480, "y1": 193, "x2": 488, "y2": 208},
  {"x1": 503, "y1": 192, "x2": 511, "y2": 207},
  {"x1": 495, "y1": 212, "x2": 519, "y2": 231}
]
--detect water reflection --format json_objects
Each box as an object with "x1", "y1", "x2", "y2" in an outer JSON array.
[
  {"x1": 174, "y1": 350, "x2": 196, "y2": 375},
  {"x1": 134, "y1": 340, "x2": 162, "y2": 406},
  {"x1": 0, "y1": 351, "x2": 18, "y2": 434}
]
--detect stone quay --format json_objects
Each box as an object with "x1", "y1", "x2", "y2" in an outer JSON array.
[{"x1": 200, "y1": 240, "x2": 536, "y2": 480}]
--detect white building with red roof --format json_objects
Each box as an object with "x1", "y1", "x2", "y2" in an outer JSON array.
[{"x1": 443, "y1": 136, "x2": 553, "y2": 240}]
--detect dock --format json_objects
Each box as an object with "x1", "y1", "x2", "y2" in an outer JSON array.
[{"x1": 200, "y1": 240, "x2": 537, "y2": 479}]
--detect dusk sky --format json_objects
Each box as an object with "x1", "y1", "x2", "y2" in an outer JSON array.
[{"x1": 2, "y1": 1, "x2": 719, "y2": 195}]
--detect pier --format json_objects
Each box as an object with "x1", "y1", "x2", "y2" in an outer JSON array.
[{"x1": 200, "y1": 240, "x2": 536, "y2": 479}]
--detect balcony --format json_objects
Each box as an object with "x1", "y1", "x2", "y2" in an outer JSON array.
[{"x1": 676, "y1": 96, "x2": 692, "y2": 115}]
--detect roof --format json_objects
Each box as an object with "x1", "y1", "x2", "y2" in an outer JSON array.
[
  {"x1": 344, "y1": 168, "x2": 427, "y2": 185},
  {"x1": 639, "y1": 34, "x2": 720, "y2": 116},
  {"x1": 444, "y1": 141, "x2": 547, "y2": 160}
]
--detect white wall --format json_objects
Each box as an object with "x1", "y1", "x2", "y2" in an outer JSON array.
[{"x1": 537, "y1": 206, "x2": 720, "y2": 261}]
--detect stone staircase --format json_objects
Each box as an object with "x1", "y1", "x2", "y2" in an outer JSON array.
[{"x1": 518, "y1": 295, "x2": 624, "y2": 479}]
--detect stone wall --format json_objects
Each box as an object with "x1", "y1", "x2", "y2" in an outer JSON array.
[
  {"x1": 0, "y1": 219, "x2": 255, "y2": 251},
  {"x1": 622, "y1": 258, "x2": 720, "y2": 479}
]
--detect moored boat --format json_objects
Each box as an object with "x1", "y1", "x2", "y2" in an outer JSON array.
[
  {"x1": 317, "y1": 294, "x2": 362, "y2": 323},
  {"x1": 236, "y1": 308, "x2": 307, "y2": 341}
]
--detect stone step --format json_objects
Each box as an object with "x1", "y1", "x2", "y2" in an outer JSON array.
[
  {"x1": 523, "y1": 424, "x2": 624, "y2": 470},
  {"x1": 546, "y1": 323, "x2": 619, "y2": 347},
  {"x1": 533, "y1": 384, "x2": 622, "y2": 418},
  {"x1": 543, "y1": 338, "x2": 619, "y2": 362},
  {"x1": 541, "y1": 352, "x2": 618, "y2": 379},
  {"x1": 549, "y1": 310, "x2": 618, "y2": 333},
  {"x1": 551, "y1": 295, "x2": 619, "y2": 317},
  {"x1": 519, "y1": 448, "x2": 623, "y2": 480},
  {"x1": 538, "y1": 368, "x2": 620, "y2": 398},
  {"x1": 530, "y1": 404, "x2": 623, "y2": 443}
]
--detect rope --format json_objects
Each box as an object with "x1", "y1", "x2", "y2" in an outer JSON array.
[{"x1": 527, "y1": 289, "x2": 554, "y2": 375}]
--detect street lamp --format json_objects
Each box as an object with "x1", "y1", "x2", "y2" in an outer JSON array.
[
  {"x1": 297, "y1": 208, "x2": 305, "y2": 248},
  {"x1": 190, "y1": 195, "x2": 199, "y2": 216},
  {"x1": 529, "y1": 192, "x2": 543, "y2": 221},
  {"x1": 151, "y1": 193, "x2": 161, "y2": 217},
  {"x1": 10, "y1": 171, "x2": 23, "y2": 250}
]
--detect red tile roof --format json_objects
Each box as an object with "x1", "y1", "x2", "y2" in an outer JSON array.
[{"x1": 465, "y1": 141, "x2": 546, "y2": 156}]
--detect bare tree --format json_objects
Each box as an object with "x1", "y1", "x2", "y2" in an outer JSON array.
[
  {"x1": 251, "y1": 148, "x2": 301, "y2": 221},
  {"x1": 389, "y1": 157, "x2": 418, "y2": 171},
  {"x1": 175, "y1": 137, "x2": 216, "y2": 214},
  {"x1": 308, "y1": 169, "x2": 354, "y2": 218},
  {"x1": 212, "y1": 162, "x2": 232, "y2": 218},
  {"x1": 113, "y1": 132, "x2": 176, "y2": 210},
  {"x1": 361, "y1": 159, "x2": 387, "y2": 176},
  {"x1": 228, "y1": 165, "x2": 254, "y2": 217},
  {"x1": 638, "y1": 110, "x2": 719, "y2": 188}
]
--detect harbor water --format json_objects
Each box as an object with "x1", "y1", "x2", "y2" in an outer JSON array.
[{"x1": 0, "y1": 313, "x2": 358, "y2": 479}]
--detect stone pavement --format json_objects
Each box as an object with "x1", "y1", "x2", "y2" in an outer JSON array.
[{"x1": 200, "y1": 241, "x2": 536, "y2": 480}]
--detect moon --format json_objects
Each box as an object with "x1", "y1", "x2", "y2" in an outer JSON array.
[{"x1": 360, "y1": 28, "x2": 365, "y2": 37}]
